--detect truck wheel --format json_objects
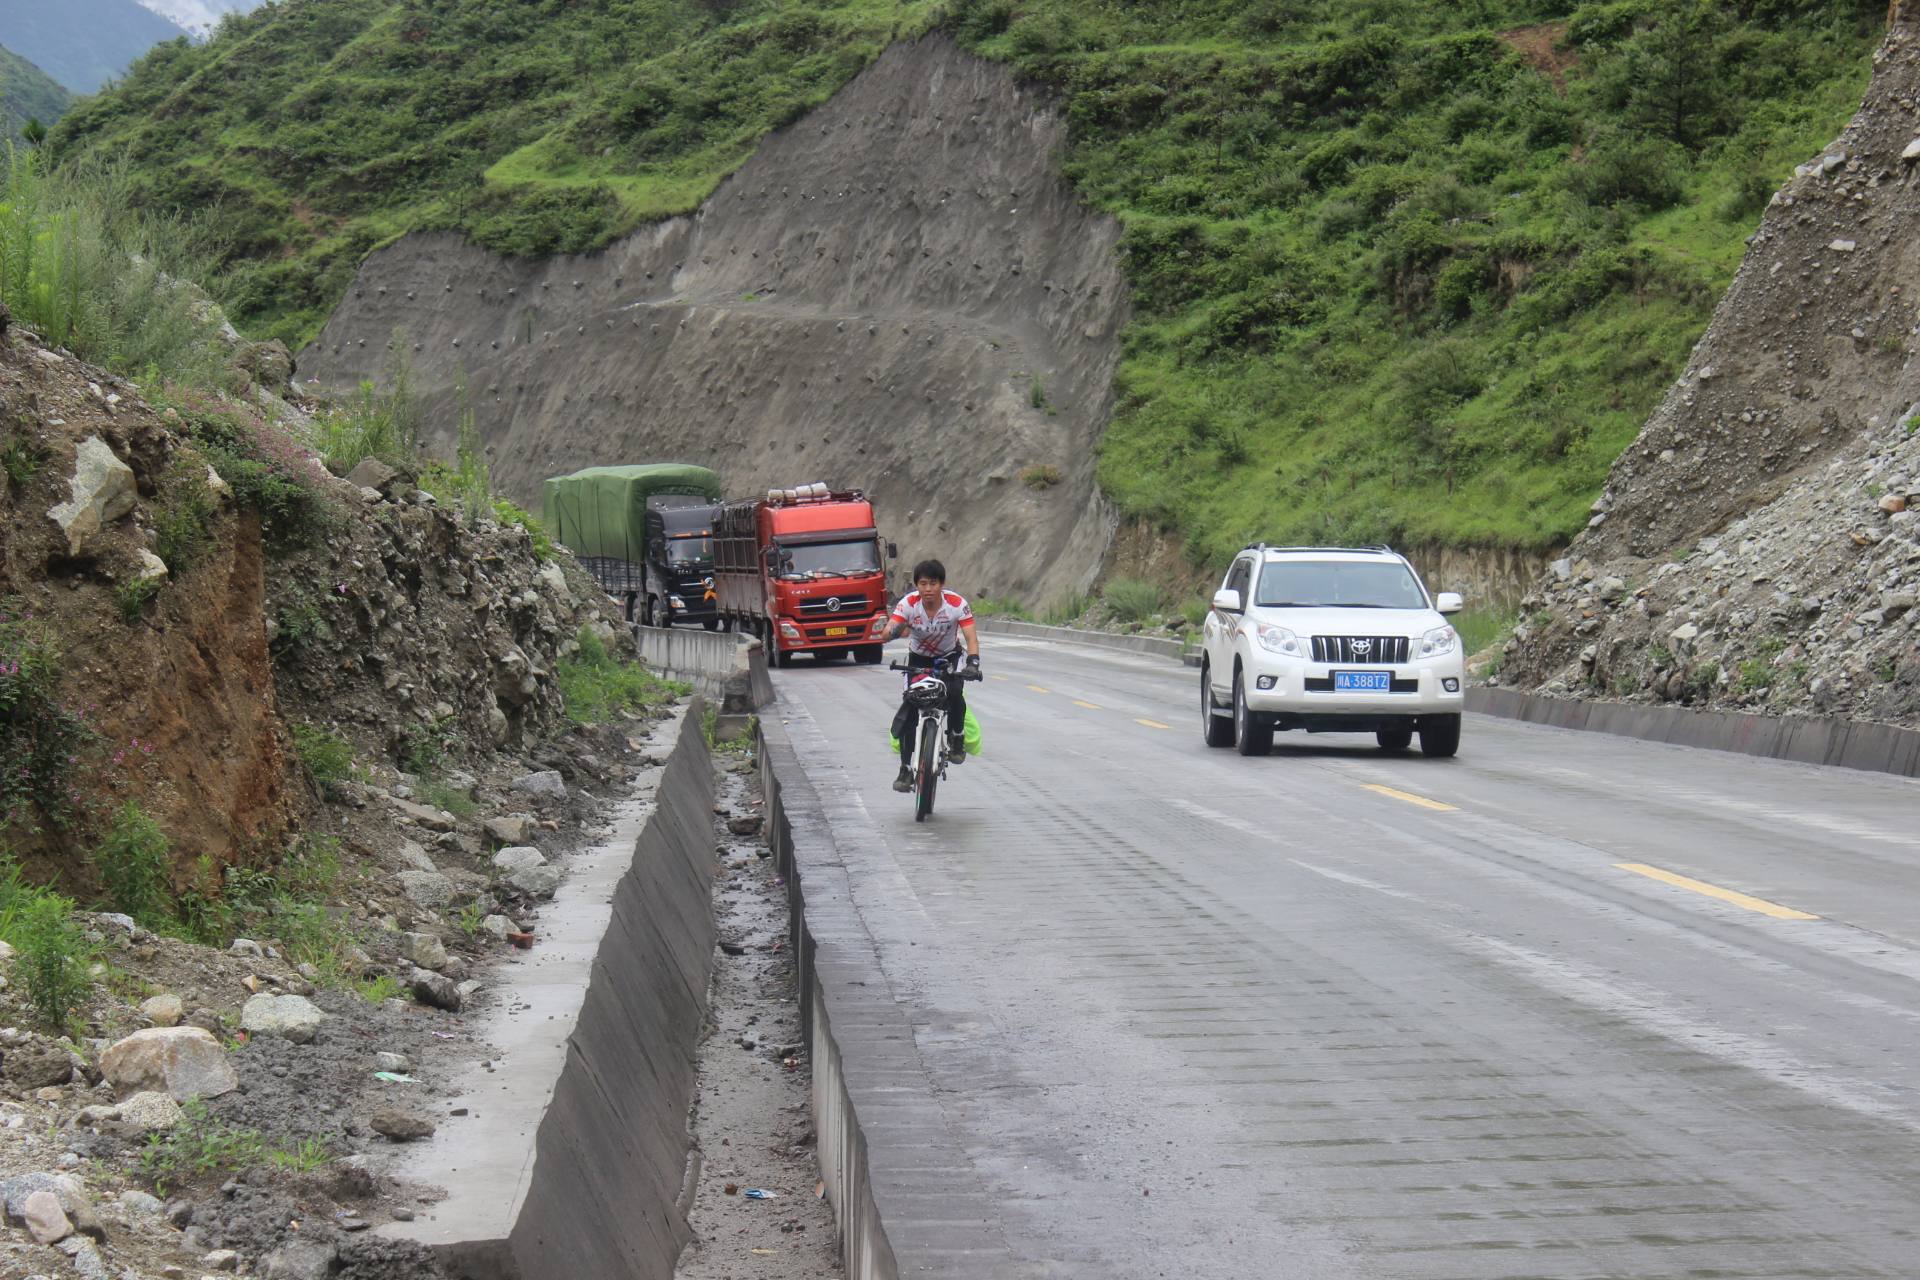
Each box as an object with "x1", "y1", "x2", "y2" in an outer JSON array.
[
  {"x1": 855, "y1": 645, "x2": 883, "y2": 665},
  {"x1": 775, "y1": 648, "x2": 795, "y2": 669},
  {"x1": 641, "y1": 596, "x2": 657, "y2": 628},
  {"x1": 703, "y1": 619, "x2": 720, "y2": 631}
]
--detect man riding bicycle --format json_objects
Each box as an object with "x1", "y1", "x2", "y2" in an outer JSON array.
[{"x1": 884, "y1": 559, "x2": 980, "y2": 792}]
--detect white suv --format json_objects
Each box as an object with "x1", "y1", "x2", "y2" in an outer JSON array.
[{"x1": 1199, "y1": 545, "x2": 1466, "y2": 757}]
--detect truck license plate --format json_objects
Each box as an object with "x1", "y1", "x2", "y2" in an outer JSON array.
[
  {"x1": 823, "y1": 626, "x2": 850, "y2": 637},
  {"x1": 1333, "y1": 670, "x2": 1391, "y2": 692}
]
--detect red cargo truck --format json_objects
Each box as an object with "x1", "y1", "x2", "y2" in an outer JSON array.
[{"x1": 714, "y1": 483, "x2": 894, "y2": 666}]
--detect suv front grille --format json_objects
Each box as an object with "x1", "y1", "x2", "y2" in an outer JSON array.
[{"x1": 1310, "y1": 635, "x2": 1410, "y2": 664}]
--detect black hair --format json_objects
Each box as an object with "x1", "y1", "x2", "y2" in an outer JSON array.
[{"x1": 911, "y1": 559, "x2": 947, "y2": 584}]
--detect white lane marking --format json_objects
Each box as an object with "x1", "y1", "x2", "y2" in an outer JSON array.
[
  {"x1": 1288, "y1": 860, "x2": 1421, "y2": 902},
  {"x1": 1455, "y1": 930, "x2": 1920, "y2": 1135},
  {"x1": 1524, "y1": 763, "x2": 1920, "y2": 850}
]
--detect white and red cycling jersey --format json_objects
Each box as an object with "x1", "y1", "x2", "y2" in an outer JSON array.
[{"x1": 890, "y1": 589, "x2": 976, "y2": 659}]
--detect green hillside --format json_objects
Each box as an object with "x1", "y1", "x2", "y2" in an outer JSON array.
[
  {"x1": 47, "y1": 0, "x2": 1883, "y2": 562},
  {"x1": 0, "y1": 44, "x2": 71, "y2": 144}
]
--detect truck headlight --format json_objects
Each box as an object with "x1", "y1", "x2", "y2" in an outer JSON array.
[
  {"x1": 779, "y1": 621, "x2": 802, "y2": 640},
  {"x1": 868, "y1": 615, "x2": 889, "y2": 635},
  {"x1": 1420, "y1": 625, "x2": 1458, "y2": 658},
  {"x1": 668, "y1": 594, "x2": 687, "y2": 609},
  {"x1": 1254, "y1": 623, "x2": 1301, "y2": 656}
]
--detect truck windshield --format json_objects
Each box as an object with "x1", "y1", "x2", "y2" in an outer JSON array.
[
  {"x1": 775, "y1": 539, "x2": 881, "y2": 578},
  {"x1": 1254, "y1": 561, "x2": 1427, "y2": 609},
  {"x1": 667, "y1": 536, "x2": 713, "y2": 565}
]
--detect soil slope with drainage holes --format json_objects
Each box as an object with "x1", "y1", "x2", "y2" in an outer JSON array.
[{"x1": 301, "y1": 34, "x2": 1129, "y2": 608}]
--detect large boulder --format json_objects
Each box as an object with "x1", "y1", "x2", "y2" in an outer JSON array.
[
  {"x1": 491, "y1": 845, "x2": 546, "y2": 873},
  {"x1": 241, "y1": 993, "x2": 327, "y2": 1045},
  {"x1": 98, "y1": 1027, "x2": 238, "y2": 1101},
  {"x1": 47, "y1": 435, "x2": 137, "y2": 556},
  {"x1": 395, "y1": 870, "x2": 455, "y2": 909},
  {"x1": 396, "y1": 932, "x2": 447, "y2": 971}
]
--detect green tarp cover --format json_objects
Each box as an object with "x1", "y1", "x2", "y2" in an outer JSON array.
[{"x1": 541, "y1": 464, "x2": 722, "y2": 562}]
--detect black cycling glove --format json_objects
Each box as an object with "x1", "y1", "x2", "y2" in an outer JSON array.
[{"x1": 965, "y1": 655, "x2": 982, "y2": 679}]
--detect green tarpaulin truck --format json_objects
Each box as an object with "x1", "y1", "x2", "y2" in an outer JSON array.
[{"x1": 541, "y1": 464, "x2": 724, "y2": 626}]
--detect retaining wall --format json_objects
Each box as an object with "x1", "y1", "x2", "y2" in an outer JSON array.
[
  {"x1": 760, "y1": 719, "x2": 901, "y2": 1280},
  {"x1": 379, "y1": 701, "x2": 717, "y2": 1279},
  {"x1": 972, "y1": 615, "x2": 1189, "y2": 659},
  {"x1": 631, "y1": 624, "x2": 768, "y2": 711},
  {"x1": 1467, "y1": 686, "x2": 1920, "y2": 779}
]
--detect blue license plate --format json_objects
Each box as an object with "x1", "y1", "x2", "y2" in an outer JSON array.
[{"x1": 1333, "y1": 670, "x2": 1391, "y2": 692}]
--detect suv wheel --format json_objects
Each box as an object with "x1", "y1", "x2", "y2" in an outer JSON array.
[
  {"x1": 1233, "y1": 668, "x2": 1272, "y2": 757},
  {"x1": 1419, "y1": 714, "x2": 1460, "y2": 758},
  {"x1": 1201, "y1": 663, "x2": 1235, "y2": 748},
  {"x1": 1376, "y1": 727, "x2": 1412, "y2": 752}
]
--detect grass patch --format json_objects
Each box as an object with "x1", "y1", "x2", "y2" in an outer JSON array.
[
  {"x1": 971, "y1": 596, "x2": 1034, "y2": 620},
  {"x1": 417, "y1": 778, "x2": 475, "y2": 819},
  {"x1": 1018, "y1": 465, "x2": 1062, "y2": 491},
  {"x1": 354, "y1": 973, "x2": 407, "y2": 1004},
  {"x1": 556, "y1": 627, "x2": 688, "y2": 725},
  {"x1": 0, "y1": 602, "x2": 94, "y2": 834},
  {"x1": 140, "y1": 1101, "x2": 329, "y2": 1193},
  {"x1": 1100, "y1": 577, "x2": 1163, "y2": 623},
  {"x1": 1451, "y1": 606, "x2": 1514, "y2": 657}
]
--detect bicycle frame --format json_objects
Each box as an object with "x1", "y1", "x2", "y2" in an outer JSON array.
[{"x1": 892, "y1": 656, "x2": 966, "y2": 821}]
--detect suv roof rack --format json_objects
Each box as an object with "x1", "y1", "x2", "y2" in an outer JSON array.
[{"x1": 1242, "y1": 542, "x2": 1397, "y2": 555}]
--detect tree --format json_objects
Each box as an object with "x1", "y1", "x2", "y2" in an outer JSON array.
[
  {"x1": 20, "y1": 120, "x2": 47, "y2": 148},
  {"x1": 1622, "y1": 0, "x2": 1730, "y2": 151}
]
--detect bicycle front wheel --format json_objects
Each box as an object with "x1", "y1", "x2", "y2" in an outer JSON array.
[{"x1": 915, "y1": 717, "x2": 940, "y2": 822}]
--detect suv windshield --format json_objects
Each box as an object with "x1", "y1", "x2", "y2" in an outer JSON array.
[
  {"x1": 1254, "y1": 560, "x2": 1427, "y2": 610},
  {"x1": 666, "y1": 535, "x2": 713, "y2": 565},
  {"x1": 775, "y1": 538, "x2": 881, "y2": 578}
]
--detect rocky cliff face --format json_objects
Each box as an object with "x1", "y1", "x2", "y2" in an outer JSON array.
[
  {"x1": 300, "y1": 35, "x2": 1128, "y2": 606},
  {"x1": 1500, "y1": 15, "x2": 1920, "y2": 727}
]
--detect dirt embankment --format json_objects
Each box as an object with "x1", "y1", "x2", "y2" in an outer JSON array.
[
  {"x1": 1501, "y1": 15, "x2": 1920, "y2": 723},
  {"x1": 300, "y1": 35, "x2": 1129, "y2": 607}
]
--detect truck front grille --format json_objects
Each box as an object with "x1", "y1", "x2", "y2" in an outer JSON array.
[{"x1": 796, "y1": 595, "x2": 874, "y2": 618}]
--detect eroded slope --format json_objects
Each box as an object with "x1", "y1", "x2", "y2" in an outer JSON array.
[
  {"x1": 1501, "y1": 15, "x2": 1920, "y2": 725},
  {"x1": 302, "y1": 36, "x2": 1126, "y2": 603}
]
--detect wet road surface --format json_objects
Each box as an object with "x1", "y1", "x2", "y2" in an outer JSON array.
[{"x1": 771, "y1": 637, "x2": 1920, "y2": 1278}]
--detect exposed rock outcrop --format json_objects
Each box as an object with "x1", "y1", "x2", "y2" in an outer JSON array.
[{"x1": 301, "y1": 35, "x2": 1129, "y2": 604}]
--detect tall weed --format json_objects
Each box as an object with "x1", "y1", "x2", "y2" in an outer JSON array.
[
  {"x1": 91, "y1": 802, "x2": 173, "y2": 928},
  {"x1": 0, "y1": 143, "x2": 225, "y2": 385}
]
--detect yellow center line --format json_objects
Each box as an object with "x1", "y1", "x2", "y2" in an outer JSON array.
[
  {"x1": 1073, "y1": 700, "x2": 1103, "y2": 710},
  {"x1": 1027, "y1": 684, "x2": 1051, "y2": 694},
  {"x1": 987, "y1": 674, "x2": 1009, "y2": 682},
  {"x1": 1136, "y1": 718, "x2": 1171, "y2": 729},
  {"x1": 1362, "y1": 783, "x2": 1458, "y2": 812},
  {"x1": 1615, "y1": 862, "x2": 1819, "y2": 920}
]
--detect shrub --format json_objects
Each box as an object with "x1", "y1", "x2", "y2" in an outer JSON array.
[
  {"x1": 492, "y1": 499, "x2": 554, "y2": 560},
  {"x1": 152, "y1": 456, "x2": 220, "y2": 575},
  {"x1": 290, "y1": 722, "x2": 355, "y2": 788},
  {"x1": 1102, "y1": 578, "x2": 1163, "y2": 623},
  {"x1": 972, "y1": 597, "x2": 1034, "y2": 620},
  {"x1": 160, "y1": 388, "x2": 332, "y2": 552},
  {"x1": 92, "y1": 802, "x2": 174, "y2": 927},
  {"x1": 2, "y1": 433, "x2": 40, "y2": 489},
  {"x1": 1019, "y1": 465, "x2": 1062, "y2": 490},
  {"x1": 8, "y1": 885, "x2": 98, "y2": 1030},
  {"x1": 0, "y1": 605, "x2": 94, "y2": 833},
  {"x1": 315, "y1": 334, "x2": 420, "y2": 472},
  {"x1": 556, "y1": 626, "x2": 688, "y2": 725}
]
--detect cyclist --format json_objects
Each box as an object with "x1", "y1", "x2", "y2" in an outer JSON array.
[{"x1": 883, "y1": 559, "x2": 981, "y2": 792}]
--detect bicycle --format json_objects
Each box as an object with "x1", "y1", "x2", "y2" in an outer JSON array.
[{"x1": 889, "y1": 655, "x2": 979, "y2": 822}]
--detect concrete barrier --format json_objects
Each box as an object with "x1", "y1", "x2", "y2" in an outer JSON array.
[
  {"x1": 1468, "y1": 686, "x2": 1920, "y2": 780},
  {"x1": 759, "y1": 718, "x2": 900, "y2": 1280},
  {"x1": 630, "y1": 624, "x2": 769, "y2": 711},
  {"x1": 973, "y1": 615, "x2": 1191, "y2": 660},
  {"x1": 379, "y1": 701, "x2": 717, "y2": 1279}
]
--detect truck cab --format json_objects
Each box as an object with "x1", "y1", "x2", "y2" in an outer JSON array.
[
  {"x1": 642, "y1": 499, "x2": 720, "y2": 628},
  {"x1": 714, "y1": 484, "x2": 894, "y2": 664}
]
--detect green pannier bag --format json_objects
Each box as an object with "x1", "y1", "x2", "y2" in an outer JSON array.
[{"x1": 889, "y1": 708, "x2": 983, "y2": 758}]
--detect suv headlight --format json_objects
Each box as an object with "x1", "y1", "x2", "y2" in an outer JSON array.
[
  {"x1": 1254, "y1": 622, "x2": 1302, "y2": 656},
  {"x1": 1420, "y1": 625, "x2": 1458, "y2": 658}
]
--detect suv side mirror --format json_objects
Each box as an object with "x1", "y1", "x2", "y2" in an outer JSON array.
[
  {"x1": 1212, "y1": 588, "x2": 1242, "y2": 613},
  {"x1": 1436, "y1": 592, "x2": 1463, "y2": 614},
  {"x1": 886, "y1": 541, "x2": 898, "y2": 559}
]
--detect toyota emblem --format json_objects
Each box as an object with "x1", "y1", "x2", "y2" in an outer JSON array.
[
  {"x1": 825, "y1": 597, "x2": 842, "y2": 612},
  {"x1": 1352, "y1": 638, "x2": 1372, "y2": 656}
]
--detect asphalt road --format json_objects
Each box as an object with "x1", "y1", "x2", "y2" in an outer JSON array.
[{"x1": 771, "y1": 636, "x2": 1920, "y2": 1279}]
